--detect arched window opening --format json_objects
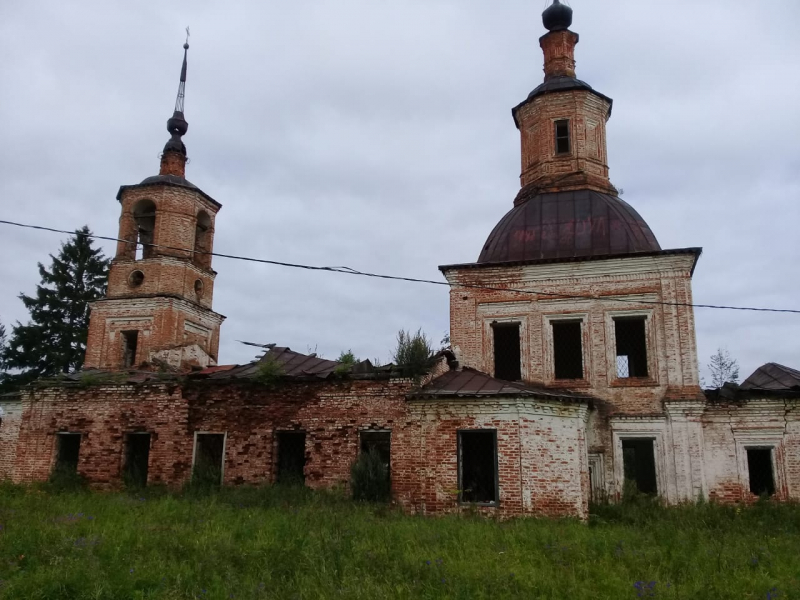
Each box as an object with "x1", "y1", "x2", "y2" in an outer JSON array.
[
  {"x1": 194, "y1": 211, "x2": 212, "y2": 269},
  {"x1": 133, "y1": 199, "x2": 157, "y2": 260}
]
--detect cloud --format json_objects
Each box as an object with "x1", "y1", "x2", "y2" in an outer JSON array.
[{"x1": 1, "y1": 0, "x2": 797, "y2": 380}]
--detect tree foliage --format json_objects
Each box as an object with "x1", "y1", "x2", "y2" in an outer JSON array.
[
  {"x1": 392, "y1": 329, "x2": 435, "y2": 380},
  {"x1": 350, "y1": 448, "x2": 390, "y2": 503},
  {"x1": 1, "y1": 227, "x2": 109, "y2": 381},
  {"x1": 707, "y1": 347, "x2": 740, "y2": 388}
]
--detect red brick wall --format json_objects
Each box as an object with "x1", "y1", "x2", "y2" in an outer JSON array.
[{"x1": 12, "y1": 378, "x2": 592, "y2": 519}]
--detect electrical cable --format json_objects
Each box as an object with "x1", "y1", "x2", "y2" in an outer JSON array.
[{"x1": 1, "y1": 218, "x2": 798, "y2": 315}]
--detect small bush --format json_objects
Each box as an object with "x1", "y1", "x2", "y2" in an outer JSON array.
[
  {"x1": 351, "y1": 448, "x2": 390, "y2": 503},
  {"x1": 46, "y1": 465, "x2": 87, "y2": 492},
  {"x1": 393, "y1": 329, "x2": 434, "y2": 381},
  {"x1": 334, "y1": 350, "x2": 358, "y2": 377},
  {"x1": 185, "y1": 462, "x2": 222, "y2": 496},
  {"x1": 253, "y1": 356, "x2": 285, "y2": 388}
]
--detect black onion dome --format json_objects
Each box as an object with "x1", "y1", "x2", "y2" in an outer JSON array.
[
  {"x1": 478, "y1": 189, "x2": 661, "y2": 264},
  {"x1": 542, "y1": 0, "x2": 573, "y2": 32}
]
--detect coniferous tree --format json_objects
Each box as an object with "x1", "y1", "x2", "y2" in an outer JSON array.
[{"x1": 2, "y1": 227, "x2": 109, "y2": 379}]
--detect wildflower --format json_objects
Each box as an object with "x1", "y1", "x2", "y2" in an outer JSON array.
[{"x1": 425, "y1": 560, "x2": 431, "y2": 566}]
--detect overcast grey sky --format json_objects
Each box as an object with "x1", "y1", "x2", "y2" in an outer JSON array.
[{"x1": 1, "y1": 0, "x2": 798, "y2": 382}]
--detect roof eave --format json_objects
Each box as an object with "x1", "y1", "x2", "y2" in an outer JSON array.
[{"x1": 440, "y1": 247, "x2": 704, "y2": 274}]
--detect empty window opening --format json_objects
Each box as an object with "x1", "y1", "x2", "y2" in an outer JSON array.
[
  {"x1": 193, "y1": 433, "x2": 225, "y2": 486},
  {"x1": 552, "y1": 320, "x2": 583, "y2": 379},
  {"x1": 493, "y1": 322, "x2": 521, "y2": 381},
  {"x1": 132, "y1": 199, "x2": 156, "y2": 260},
  {"x1": 555, "y1": 119, "x2": 571, "y2": 155},
  {"x1": 622, "y1": 439, "x2": 657, "y2": 494},
  {"x1": 55, "y1": 433, "x2": 81, "y2": 475},
  {"x1": 360, "y1": 430, "x2": 391, "y2": 476},
  {"x1": 614, "y1": 317, "x2": 649, "y2": 378},
  {"x1": 121, "y1": 330, "x2": 139, "y2": 368},
  {"x1": 747, "y1": 448, "x2": 775, "y2": 496},
  {"x1": 276, "y1": 431, "x2": 306, "y2": 484},
  {"x1": 194, "y1": 211, "x2": 212, "y2": 269},
  {"x1": 123, "y1": 433, "x2": 151, "y2": 488},
  {"x1": 458, "y1": 430, "x2": 498, "y2": 504}
]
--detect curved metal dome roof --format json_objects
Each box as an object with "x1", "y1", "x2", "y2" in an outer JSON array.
[{"x1": 478, "y1": 188, "x2": 661, "y2": 264}]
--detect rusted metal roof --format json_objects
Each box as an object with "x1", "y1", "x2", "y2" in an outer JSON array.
[
  {"x1": 409, "y1": 368, "x2": 590, "y2": 403},
  {"x1": 740, "y1": 363, "x2": 800, "y2": 391},
  {"x1": 512, "y1": 76, "x2": 613, "y2": 127},
  {"x1": 476, "y1": 189, "x2": 661, "y2": 265},
  {"x1": 206, "y1": 346, "x2": 341, "y2": 380}
]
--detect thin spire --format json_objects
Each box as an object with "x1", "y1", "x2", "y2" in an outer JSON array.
[
  {"x1": 161, "y1": 30, "x2": 191, "y2": 176},
  {"x1": 174, "y1": 27, "x2": 189, "y2": 114}
]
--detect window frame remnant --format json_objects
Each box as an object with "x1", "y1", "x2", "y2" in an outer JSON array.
[
  {"x1": 123, "y1": 432, "x2": 151, "y2": 488},
  {"x1": 192, "y1": 432, "x2": 226, "y2": 486},
  {"x1": 492, "y1": 321, "x2": 522, "y2": 381},
  {"x1": 552, "y1": 319, "x2": 584, "y2": 380},
  {"x1": 555, "y1": 119, "x2": 571, "y2": 155},
  {"x1": 360, "y1": 430, "x2": 391, "y2": 477},
  {"x1": 457, "y1": 429, "x2": 499, "y2": 505},
  {"x1": 613, "y1": 316, "x2": 649, "y2": 379},
  {"x1": 121, "y1": 330, "x2": 139, "y2": 369},
  {"x1": 276, "y1": 430, "x2": 307, "y2": 485},
  {"x1": 132, "y1": 199, "x2": 156, "y2": 261},
  {"x1": 54, "y1": 432, "x2": 82, "y2": 475},
  {"x1": 621, "y1": 438, "x2": 658, "y2": 495},
  {"x1": 746, "y1": 447, "x2": 776, "y2": 496}
]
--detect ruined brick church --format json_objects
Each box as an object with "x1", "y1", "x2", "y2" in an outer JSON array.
[{"x1": 1, "y1": 1, "x2": 799, "y2": 519}]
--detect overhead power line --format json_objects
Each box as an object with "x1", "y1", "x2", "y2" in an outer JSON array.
[{"x1": 1, "y1": 218, "x2": 798, "y2": 315}]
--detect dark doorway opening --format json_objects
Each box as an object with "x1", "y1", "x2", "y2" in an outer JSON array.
[
  {"x1": 459, "y1": 430, "x2": 498, "y2": 504},
  {"x1": 193, "y1": 433, "x2": 225, "y2": 486},
  {"x1": 614, "y1": 317, "x2": 648, "y2": 378},
  {"x1": 747, "y1": 448, "x2": 775, "y2": 496},
  {"x1": 55, "y1": 433, "x2": 81, "y2": 474},
  {"x1": 493, "y1": 323, "x2": 521, "y2": 381},
  {"x1": 121, "y1": 330, "x2": 139, "y2": 368},
  {"x1": 622, "y1": 438, "x2": 657, "y2": 494},
  {"x1": 552, "y1": 320, "x2": 583, "y2": 379},
  {"x1": 123, "y1": 433, "x2": 151, "y2": 487},
  {"x1": 360, "y1": 431, "x2": 391, "y2": 474},
  {"x1": 277, "y1": 431, "x2": 306, "y2": 484}
]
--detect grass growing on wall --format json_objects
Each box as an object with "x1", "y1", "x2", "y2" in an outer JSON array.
[{"x1": 0, "y1": 484, "x2": 798, "y2": 599}]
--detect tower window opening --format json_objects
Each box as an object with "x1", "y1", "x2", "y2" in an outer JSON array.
[
  {"x1": 194, "y1": 211, "x2": 212, "y2": 269},
  {"x1": 555, "y1": 119, "x2": 571, "y2": 155},
  {"x1": 132, "y1": 200, "x2": 156, "y2": 260},
  {"x1": 458, "y1": 430, "x2": 498, "y2": 504},
  {"x1": 493, "y1": 322, "x2": 521, "y2": 381},
  {"x1": 552, "y1": 320, "x2": 583, "y2": 380},
  {"x1": 121, "y1": 330, "x2": 139, "y2": 368},
  {"x1": 747, "y1": 448, "x2": 775, "y2": 496},
  {"x1": 614, "y1": 317, "x2": 649, "y2": 378}
]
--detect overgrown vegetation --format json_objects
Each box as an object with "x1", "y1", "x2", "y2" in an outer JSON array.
[
  {"x1": 706, "y1": 347, "x2": 741, "y2": 388},
  {"x1": 350, "y1": 448, "x2": 390, "y2": 503},
  {"x1": 335, "y1": 349, "x2": 359, "y2": 376},
  {"x1": 0, "y1": 484, "x2": 797, "y2": 599},
  {"x1": 393, "y1": 329, "x2": 435, "y2": 381},
  {"x1": 252, "y1": 356, "x2": 285, "y2": 388}
]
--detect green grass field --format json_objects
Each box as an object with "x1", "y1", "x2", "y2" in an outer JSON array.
[{"x1": 0, "y1": 483, "x2": 797, "y2": 599}]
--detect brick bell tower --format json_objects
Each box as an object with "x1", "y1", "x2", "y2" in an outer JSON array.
[{"x1": 84, "y1": 40, "x2": 225, "y2": 371}]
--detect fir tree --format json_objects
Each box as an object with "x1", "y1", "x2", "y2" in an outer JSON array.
[{"x1": 2, "y1": 227, "x2": 109, "y2": 379}]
